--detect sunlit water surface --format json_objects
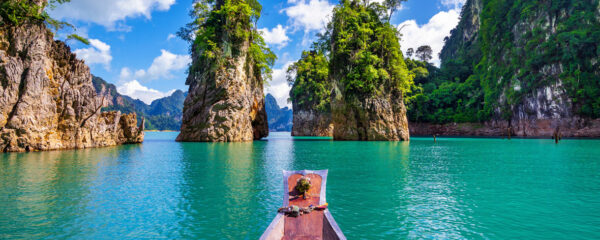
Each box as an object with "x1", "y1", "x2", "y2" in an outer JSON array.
[{"x1": 1, "y1": 132, "x2": 599, "y2": 239}]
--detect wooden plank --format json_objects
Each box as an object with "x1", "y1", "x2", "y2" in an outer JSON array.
[{"x1": 283, "y1": 173, "x2": 324, "y2": 240}]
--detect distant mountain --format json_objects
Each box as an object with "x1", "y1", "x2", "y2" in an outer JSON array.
[
  {"x1": 265, "y1": 94, "x2": 293, "y2": 132},
  {"x1": 92, "y1": 76, "x2": 186, "y2": 131},
  {"x1": 93, "y1": 77, "x2": 291, "y2": 132}
]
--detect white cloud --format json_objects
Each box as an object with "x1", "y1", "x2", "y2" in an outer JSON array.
[
  {"x1": 74, "y1": 39, "x2": 112, "y2": 70},
  {"x1": 441, "y1": 0, "x2": 466, "y2": 10},
  {"x1": 265, "y1": 62, "x2": 295, "y2": 108},
  {"x1": 259, "y1": 25, "x2": 290, "y2": 48},
  {"x1": 121, "y1": 50, "x2": 191, "y2": 82},
  {"x1": 281, "y1": 0, "x2": 335, "y2": 33},
  {"x1": 49, "y1": 0, "x2": 175, "y2": 30},
  {"x1": 398, "y1": 9, "x2": 461, "y2": 66},
  {"x1": 167, "y1": 33, "x2": 176, "y2": 41},
  {"x1": 117, "y1": 80, "x2": 176, "y2": 104}
]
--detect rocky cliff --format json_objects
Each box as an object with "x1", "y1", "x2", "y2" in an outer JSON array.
[
  {"x1": 410, "y1": 0, "x2": 600, "y2": 137},
  {"x1": 0, "y1": 22, "x2": 143, "y2": 152},
  {"x1": 287, "y1": 50, "x2": 333, "y2": 136},
  {"x1": 177, "y1": 41, "x2": 268, "y2": 142},
  {"x1": 176, "y1": 0, "x2": 270, "y2": 142},
  {"x1": 332, "y1": 91, "x2": 409, "y2": 141},
  {"x1": 329, "y1": 0, "x2": 410, "y2": 141},
  {"x1": 292, "y1": 109, "x2": 332, "y2": 137}
]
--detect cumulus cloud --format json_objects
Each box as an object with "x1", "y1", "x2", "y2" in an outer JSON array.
[
  {"x1": 117, "y1": 80, "x2": 176, "y2": 104},
  {"x1": 120, "y1": 50, "x2": 191, "y2": 82},
  {"x1": 398, "y1": 9, "x2": 461, "y2": 66},
  {"x1": 74, "y1": 39, "x2": 112, "y2": 70},
  {"x1": 265, "y1": 62, "x2": 295, "y2": 108},
  {"x1": 281, "y1": 0, "x2": 335, "y2": 33},
  {"x1": 49, "y1": 0, "x2": 175, "y2": 30},
  {"x1": 259, "y1": 25, "x2": 290, "y2": 48}
]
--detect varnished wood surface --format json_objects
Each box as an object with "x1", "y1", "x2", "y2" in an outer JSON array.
[{"x1": 283, "y1": 173, "x2": 324, "y2": 240}]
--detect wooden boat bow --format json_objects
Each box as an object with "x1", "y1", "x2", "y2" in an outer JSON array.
[{"x1": 260, "y1": 170, "x2": 346, "y2": 240}]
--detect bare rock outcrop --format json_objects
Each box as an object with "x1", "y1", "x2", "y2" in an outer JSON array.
[
  {"x1": 0, "y1": 22, "x2": 143, "y2": 152},
  {"x1": 291, "y1": 110, "x2": 333, "y2": 137},
  {"x1": 176, "y1": 41, "x2": 268, "y2": 142},
  {"x1": 332, "y1": 90, "x2": 410, "y2": 141}
]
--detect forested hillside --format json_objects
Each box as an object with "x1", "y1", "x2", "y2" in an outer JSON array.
[{"x1": 407, "y1": 0, "x2": 600, "y2": 137}]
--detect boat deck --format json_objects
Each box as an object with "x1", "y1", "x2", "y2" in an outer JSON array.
[{"x1": 283, "y1": 173, "x2": 323, "y2": 240}]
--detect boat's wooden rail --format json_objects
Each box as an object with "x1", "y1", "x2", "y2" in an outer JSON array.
[{"x1": 260, "y1": 170, "x2": 346, "y2": 240}]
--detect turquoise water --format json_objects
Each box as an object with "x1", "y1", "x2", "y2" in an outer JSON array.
[{"x1": 1, "y1": 132, "x2": 599, "y2": 239}]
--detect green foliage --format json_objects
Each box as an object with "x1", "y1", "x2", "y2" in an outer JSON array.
[
  {"x1": 0, "y1": 0, "x2": 89, "y2": 45},
  {"x1": 181, "y1": 0, "x2": 275, "y2": 81},
  {"x1": 330, "y1": 0, "x2": 412, "y2": 100},
  {"x1": 287, "y1": 50, "x2": 331, "y2": 112},
  {"x1": 66, "y1": 34, "x2": 90, "y2": 45},
  {"x1": 410, "y1": 0, "x2": 600, "y2": 123}
]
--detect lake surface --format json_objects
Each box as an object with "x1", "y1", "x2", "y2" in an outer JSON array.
[{"x1": 1, "y1": 132, "x2": 599, "y2": 239}]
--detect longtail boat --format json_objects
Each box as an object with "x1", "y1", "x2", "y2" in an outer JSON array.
[{"x1": 260, "y1": 170, "x2": 346, "y2": 240}]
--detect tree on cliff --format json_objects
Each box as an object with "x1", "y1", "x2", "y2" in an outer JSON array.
[
  {"x1": 0, "y1": 0, "x2": 88, "y2": 44},
  {"x1": 330, "y1": 0, "x2": 413, "y2": 99},
  {"x1": 176, "y1": 0, "x2": 276, "y2": 142},
  {"x1": 178, "y1": 0, "x2": 275, "y2": 81},
  {"x1": 287, "y1": 50, "x2": 331, "y2": 112}
]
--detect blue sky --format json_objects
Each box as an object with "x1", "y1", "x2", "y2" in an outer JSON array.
[{"x1": 49, "y1": 0, "x2": 465, "y2": 106}]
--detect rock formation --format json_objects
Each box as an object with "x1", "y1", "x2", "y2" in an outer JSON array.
[
  {"x1": 0, "y1": 19, "x2": 143, "y2": 152},
  {"x1": 177, "y1": 40, "x2": 268, "y2": 142},
  {"x1": 329, "y1": 0, "x2": 410, "y2": 141},
  {"x1": 410, "y1": 0, "x2": 600, "y2": 138},
  {"x1": 331, "y1": 90, "x2": 409, "y2": 141},
  {"x1": 176, "y1": 0, "x2": 270, "y2": 142},
  {"x1": 287, "y1": 51, "x2": 333, "y2": 137},
  {"x1": 292, "y1": 109, "x2": 333, "y2": 137}
]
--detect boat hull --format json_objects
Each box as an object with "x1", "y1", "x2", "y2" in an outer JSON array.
[{"x1": 260, "y1": 170, "x2": 346, "y2": 240}]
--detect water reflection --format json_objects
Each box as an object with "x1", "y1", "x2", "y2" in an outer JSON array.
[{"x1": 2, "y1": 134, "x2": 600, "y2": 239}]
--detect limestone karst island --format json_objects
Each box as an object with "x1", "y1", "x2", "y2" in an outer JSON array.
[{"x1": 1, "y1": 0, "x2": 600, "y2": 239}]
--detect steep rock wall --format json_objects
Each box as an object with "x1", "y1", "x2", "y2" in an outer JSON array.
[
  {"x1": 420, "y1": 0, "x2": 600, "y2": 137},
  {"x1": 291, "y1": 109, "x2": 332, "y2": 137},
  {"x1": 332, "y1": 90, "x2": 409, "y2": 141},
  {"x1": 177, "y1": 41, "x2": 268, "y2": 142},
  {"x1": 0, "y1": 23, "x2": 143, "y2": 152}
]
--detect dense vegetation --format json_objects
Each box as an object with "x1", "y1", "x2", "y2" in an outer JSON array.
[
  {"x1": 287, "y1": 50, "x2": 331, "y2": 112},
  {"x1": 406, "y1": 0, "x2": 600, "y2": 123},
  {"x1": 287, "y1": 0, "x2": 412, "y2": 115},
  {"x1": 179, "y1": 0, "x2": 275, "y2": 81},
  {"x1": 0, "y1": 0, "x2": 88, "y2": 44},
  {"x1": 330, "y1": 0, "x2": 412, "y2": 100}
]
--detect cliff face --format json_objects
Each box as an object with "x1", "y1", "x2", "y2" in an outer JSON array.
[
  {"x1": 332, "y1": 90, "x2": 409, "y2": 141},
  {"x1": 176, "y1": 0, "x2": 271, "y2": 142},
  {"x1": 287, "y1": 50, "x2": 333, "y2": 136},
  {"x1": 415, "y1": 0, "x2": 600, "y2": 137},
  {"x1": 329, "y1": 1, "x2": 410, "y2": 141},
  {"x1": 0, "y1": 23, "x2": 143, "y2": 152},
  {"x1": 292, "y1": 109, "x2": 332, "y2": 137},
  {"x1": 177, "y1": 40, "x2": 268, "y2": 142}
]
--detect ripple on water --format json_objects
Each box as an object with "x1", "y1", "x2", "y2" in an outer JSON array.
[{"x1": 1, "y1": 133, "x2": 599, "y2": 239}]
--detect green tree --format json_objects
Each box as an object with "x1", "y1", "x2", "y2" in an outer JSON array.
[
  {"x1": 0, "y1": 0, "x2": 88, "y2": 45},
  {"x1": 179, "y1": 0, "x2": 276, "y2": 81}
]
